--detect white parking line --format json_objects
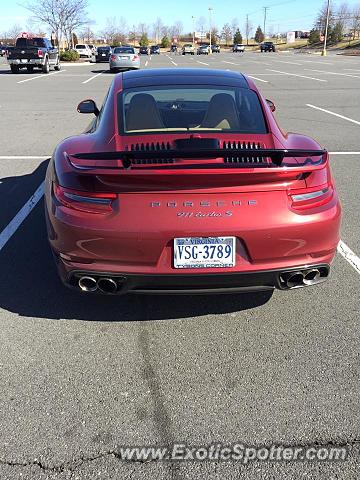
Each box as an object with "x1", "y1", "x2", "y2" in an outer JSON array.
[
  {"x1": 337, "y1": 241, "x2": 360, "y2": 275},
  {"x1": 274, "y1": 60, "x2": 303, "y2": 65},
  {"x1": 306, "y1": 104, "x2": 360, "y2": 126},
  {"x1": 82, "y1": 71, "x2": 104, "y2": 84},
  {"x1": 0, "y1": 156, "x2": 49, "y2": 160},
  {"x1": 0, "y1": 181, "x2": 44, "y2": 252},
  {"x1": 145, "y1": 60, "x2": 148, "y2": 67},
  {"x1": 17, "y1": 70, "x2": 66, "y2": 84},
  {"x1": 170, "y1": 60, "x2": 178, "y2": 66},
  {"x1": 197, "y1": 61, "x2": 209, "y2": 66},
  {"x1": 267, "y1": 69, "x2": 327, "y2": 82},
  {"x1": 248, "y1": 75, "x2": 269, "y2": 83},
  {"x1": 304, "y1": 69, "x2": 360, "y2": 79},
  {"x1": 222, "y1": 61, "x2": 236, "y2": 65},
  {"x1": 329, "y1": 152, "x2": 360, "y2": 155}
]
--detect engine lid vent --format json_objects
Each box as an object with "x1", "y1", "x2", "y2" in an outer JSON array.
[
  {"x1": 127, "y1": 142, "x2": 174, "y2": 164},
  {"x1": 221, "y1": 141, "x2": 268, "y2": 164}
]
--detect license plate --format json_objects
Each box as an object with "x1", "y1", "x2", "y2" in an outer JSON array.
[
  {"x1": 120, "y1": 56, "x2": 128, "y2": 59},
  {"x1": 101, "y1": 53, "x2": 106, "y2": 56},
  {"x1": 174, "y1": 237, "x2": 236, "y2": 269},
  {"x1": 21, "y1": 59, "x2": 27, "y2": 63}
]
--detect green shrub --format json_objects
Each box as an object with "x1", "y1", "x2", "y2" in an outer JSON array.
[{"x1": 60, "y1": 50, "x2": 80, "y2": 62}]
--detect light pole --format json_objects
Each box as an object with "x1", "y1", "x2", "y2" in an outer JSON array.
[
  {"x1": 192, "y1": 15, "x2": 195, "y2": 45},
  {"x1": 322, "y1": 0, "x2": 331, "y2": 56},
  {"x1": 263, "y1": 6, "x2": 269, "y2": 39},
  {"x1": 208, "y1": 7, "x2": 213, "y2": 54}
]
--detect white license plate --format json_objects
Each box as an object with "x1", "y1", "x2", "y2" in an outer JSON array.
[
  {"x1": 174, "y1": 237, "x2": 236, "y2": 269},
  {"x1": 120, "y1": 56, "x2": 129, "y2": 59},
  {"x1": 21, "y1": 59, "x2": 27, "y2": 63}
]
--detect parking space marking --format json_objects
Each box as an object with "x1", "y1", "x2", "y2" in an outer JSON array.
[
  {"x1": 329, "y1": 152, "x2": 360, "y2": 155},
  {"x1": 145, "y1": 60, "x2": 148, "y2": 67},
  {"x1": 222, "y1": 61, "x2": 236, "y2": 65},
  {"x1": 306, "y1": 104, "x2": 360, "y2": 126},
  {"x1": 170, "y1": 60, "x2": 178, "y2": 66},
  {"x1": 0, "y1": 181, "x2": 44, "y2": 252},
  {"x1": 337, "y1": 240, "x2": 360, "y2": 275},
  {"x1": 17, "y1": 70, "x2": 66, "y2": 84},
  {"x1": 267, "y1": 69, "x2": 327, "y2": 82},
  {"x1": 196, "y1": 61, "x2": 210, "y2": 66},
  {"x1": 82, "y1": 72, "x2": 104, "y2": 84},
  {"x1": 274, "y1": 60, "x2": 303, "y2": 65},
  {"x1": 304, "y1": 69, "x2": 360, "y2": 79},
  {"x1": 248, "y1": 75, "x2": 269, "y2": 83},
  {"x1": 0, "y1": 156, "x2": 49, "y2": 160}
]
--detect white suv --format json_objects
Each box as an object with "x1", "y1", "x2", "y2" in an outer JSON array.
[{"x1": 74, "y1": 44, "x2": 92, "y2": 58}]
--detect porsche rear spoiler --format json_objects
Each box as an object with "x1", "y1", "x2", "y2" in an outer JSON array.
[{"x1": 68, "y1": 148, "x2": 327, "y2": 170}]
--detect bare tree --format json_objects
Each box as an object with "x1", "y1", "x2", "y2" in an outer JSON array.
[
  {"x1": 351, "y1": 5, "x2": 360, "y2": 38},
  {"x1": 101, "y1": 17, "x2": 128, "y2": 45},
  {"x1": 153, "y1": 17, "x2": 163, "y2": 43},
  {"x1": 22, "y1": 0, "x2": 91, "y2": 50},
  {"x1": 315, "y1": 1, "x2": 335, "y2": 32},
  {"x1": 171, "y1": 21, "x2": 183, "y2": 38},
  {"x1": 231, "y1": 18, "x2": 239, "y2": 37},
  {"x1": 7, "y1": 24, "x2": 23, "y2": 42},
  {"x1": 221, "y1": 23, "x2": 232, "y2": 45},
  {"x1": 244, "y1": 16, "x2": 253, "y2": 45},
  {"x1": 137, "y1": 23, "x2": 148, "y2": 36},
  {"x1": 196, "y1": 16, "x2": 206, "y2": 37}
]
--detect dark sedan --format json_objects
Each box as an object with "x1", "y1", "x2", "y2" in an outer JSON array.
[
  {"x1": 95, "y1": 46, "x2": 111, "y2": 62},
  {"x1": 150, "y1": 45, "x2": 160, "y2": 54},
  {"x1": 139, "y1": 46, "x2": 149, "y2": 55}
]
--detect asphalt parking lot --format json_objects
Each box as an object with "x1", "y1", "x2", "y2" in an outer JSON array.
[{"x1": 0, "y1": 50, "x2": 359, "y2": 479}]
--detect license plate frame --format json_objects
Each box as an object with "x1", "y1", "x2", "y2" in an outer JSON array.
[{"x1": 174, "y1": 237, "x2": 236, "y2": 269}]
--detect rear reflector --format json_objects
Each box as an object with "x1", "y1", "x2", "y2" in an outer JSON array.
[
  {"x1": 37, "y1": 49, "x2": 43, "y2": 58},
  {"x1": 53, "y1": 183, "x2": 116, "y2": 214}
]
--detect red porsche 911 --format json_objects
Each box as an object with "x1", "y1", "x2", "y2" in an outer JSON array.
[{"x1": 45, "y1": 69, "x2": 341, "y2": 294}]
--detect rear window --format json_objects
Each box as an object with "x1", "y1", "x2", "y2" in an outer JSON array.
[
  {"x1": 114, "y1": 47, "x2": 134, "y2": 54},
  {"x1": 75, "y1": 44, "x2": 86, "y2": 49},
  {"x1": 16, "y1": 38, "x2": 46, "y2": 48},
  {"x1": 118, "y1": 85, "x2": 267, "y2": 135},
  {"x1": 98, "y1": 47, "x2": 110, "y2": 52}
]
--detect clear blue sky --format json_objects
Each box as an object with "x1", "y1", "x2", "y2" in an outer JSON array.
[{"x1": 1, "y1": 0, "x2": 358, "y2": 36}]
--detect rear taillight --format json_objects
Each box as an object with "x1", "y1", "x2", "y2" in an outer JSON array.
[
  {"x1": 53, "y1": 184, "x2": 116, "y2": 214},
  {"x1": 37, "y1": 49, "x2": 43, "y2": 57},
  {"x1": 289, "y1": 185, "x2": 334, "y2": 210},
  {"x1": 132, "y1": 55, "x2": 139, "y2": 61},
  {"x1": 111, "y1": 54, "x2": 116, "y2": 60}
]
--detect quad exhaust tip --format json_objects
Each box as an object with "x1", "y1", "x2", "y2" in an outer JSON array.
[
  {"x1": 78, "y1": 276, "x2": 98, "y2": 292},
  {"x1": 280, "y1": 267, "x2": 329, "y2": 289},
  {"x1": 97, "y1": 277, "x2": 118, "y2": 294}
]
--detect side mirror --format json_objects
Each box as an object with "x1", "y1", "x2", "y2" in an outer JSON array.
[
  {"x1": 266, "y1": 99, "x2": 276, "y2": 112},
  {"x1": 77, "y1": 99, "x2": 99, "y2": 116}
]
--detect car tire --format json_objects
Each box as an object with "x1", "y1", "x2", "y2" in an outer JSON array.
[
  {"x1": 42, "y1": 57, "x2": 50, "y2": 74},
  {"x1": 27, "y1": 66, "x2": 34, "y2": 73},
  {"x1": 54, "y1": 61, "x2": 61, "y2": 71},
  {"x1": 10, "y1": 65, "x2": 19, "y2": 74},
  {"x1": 110, "y1": 67, "x2": 116, "y2": 73}
]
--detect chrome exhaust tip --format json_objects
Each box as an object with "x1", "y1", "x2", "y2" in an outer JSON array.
[
  {"x1": 97, "y1": 277, "x2": 118, "y2": 294},
  {"x1": 79, "y1": 276, "x2": 98, "y2": 292},
  {"x1": 303, "y1": 268, "x2": 321, "y2": 286},
  {"x1": 285, "y1": 272, "x2": 304, "y2": 288}
]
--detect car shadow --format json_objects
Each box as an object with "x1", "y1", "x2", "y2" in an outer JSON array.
[{"x1": 0, "y1": 161, "x2": 273, "y2": 322}]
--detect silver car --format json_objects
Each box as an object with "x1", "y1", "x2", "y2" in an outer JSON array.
[{"x1": 110, "y1": 47, "x2": 140, "y2": 72}]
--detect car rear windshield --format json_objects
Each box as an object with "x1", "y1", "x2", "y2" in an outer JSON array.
[
  {"x1": 114, "y1": 47, "x2": 134, "y2": 54},
  {"x1": 98, "y1": 47, "x2": 110, "y2": 52},
  {"x1": 76, "y1": 45, "x2": 86, "y2": 49},
  {"x1": 118, "y1": 85, "x2": 267, "y2": 134},
  {"x1": 16, "y1": 38, "x2": 46, "y2": 48}
]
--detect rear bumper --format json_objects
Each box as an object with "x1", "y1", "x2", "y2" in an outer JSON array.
[
  {"x1": 59, "y1": 261, "x2": 331, "y2": 295},
  {"x1": 8, "y1": 58, "x2": 45, "y2": 66}
]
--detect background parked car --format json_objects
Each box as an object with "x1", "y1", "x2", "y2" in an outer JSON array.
[
  {"x1": 197, "y1": 44, "x2": 210, "y2": 55},
  {"x1": 7, "y1": 37, "x2": 60, "y2": 73},
  {"x1": 233, "y1": 44, "x2": 245, "y2": 53},
  {"x1": 95, "y1": 46, "x2": 111, "y2": 62},
  {"x1": 211, "y1": 44, "x2": 220, "y2": 53},
  {"x1": 182, "y1": 43, "x2": 195, "y2": 55},
  {"x1": 260, "y1": 42, "x2": 276, "y2": 52},
  {"x1": 139, "y1": 46, "x2": 149, "y2": 55},
  {"x1": 109, "y1": 46, "x2": 140, "y2": 72},
  {"x1": 170, "y1": 44, "x2": 177, "y2": 53},
  {"x1": 0, "y1": 45, "x2": 7, "y2": 56},
  {"x1": 150, "y1": 45, "x2": 160, "y2": 54},
  {"x1": 74, "y1": 44, "x2": 92, "y2": 58}
]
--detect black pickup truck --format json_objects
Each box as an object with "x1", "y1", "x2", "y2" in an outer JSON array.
[{"x1": 7, "y1": 37, "x2": 60, "y2": 73}]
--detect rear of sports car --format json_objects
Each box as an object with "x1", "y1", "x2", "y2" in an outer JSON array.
[{"x1": 45, "y1": 69, "x2": 341, "y2": 294}]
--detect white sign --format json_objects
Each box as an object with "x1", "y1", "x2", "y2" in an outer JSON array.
[{"x1": 287, "y1": 31, "x2": 296, "y2": 43}]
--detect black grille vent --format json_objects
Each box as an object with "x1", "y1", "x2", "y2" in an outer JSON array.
[
  {"x1": 221, "y1": 141, "x2": 266, "y2": 164},
  {"x1": 128, "y1": 142, "x2": 174, "y2": 164}
]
